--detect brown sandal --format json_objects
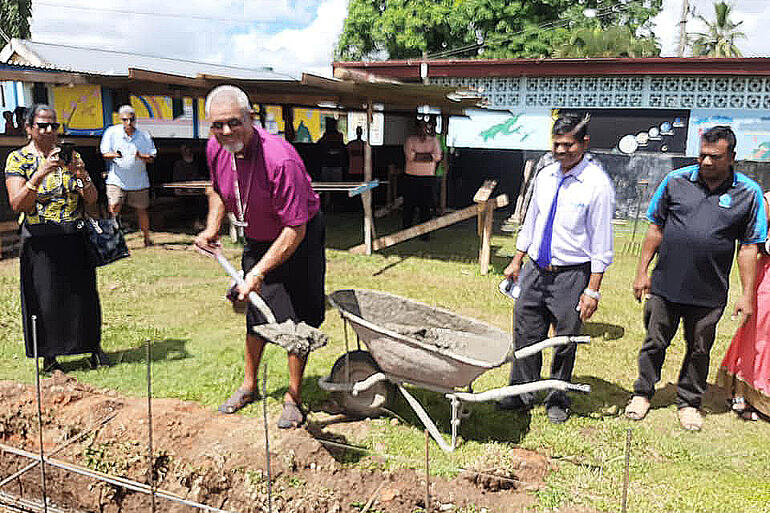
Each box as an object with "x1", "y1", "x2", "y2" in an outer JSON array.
[
  {"x1": 625, "y1": 396, "x2": 651, "y2": 421},
  {"x1": 218, "y1": 388, "x2": 259, "y2": 414},
  {"x1": 277, "y1": 402, "x2": 306, "y2": 429}
]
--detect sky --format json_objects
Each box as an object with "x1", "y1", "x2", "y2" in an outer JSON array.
[
  {"x1": 654, "y1": 0, "x2": 770, "y2": 57},
  {"x1": 26, "y1": 0, "x2": 770, "y2": 78}
]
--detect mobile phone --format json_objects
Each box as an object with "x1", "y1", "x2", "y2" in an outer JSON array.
[
  {"x1": 498, "y1": 277, "x2": 520, "y2": 300},
  {"x1": 58, "y1": 142, "x2": 75, "y2": 165}
]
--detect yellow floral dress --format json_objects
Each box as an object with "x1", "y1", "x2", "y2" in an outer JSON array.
[
  {"x1": 4, "y1": 146, "x2": 100, "y2": 359},
  {"x1": 4, "y1": 147, "x2": 84, "y2": 225}
]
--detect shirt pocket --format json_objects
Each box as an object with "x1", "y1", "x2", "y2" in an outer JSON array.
[{"x1": 558, "y1": 198, "x2": 589, "y2": 231}]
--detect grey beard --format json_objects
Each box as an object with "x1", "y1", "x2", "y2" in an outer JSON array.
[{"x1": 223, "y1": 141, "x2": 244, "y2": 154}]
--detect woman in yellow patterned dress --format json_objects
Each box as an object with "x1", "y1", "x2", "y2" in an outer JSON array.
[{"x1": 4, "y1": 104, "x2": 108, "y2": 372}]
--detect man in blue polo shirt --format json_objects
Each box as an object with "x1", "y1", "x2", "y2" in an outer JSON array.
[{"x1": 626, "y1": 126, "x2": 767, "y2": 431}]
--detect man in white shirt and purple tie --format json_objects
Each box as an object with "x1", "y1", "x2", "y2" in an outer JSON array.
[{"x1": 500, "y1": 113, "x2": 615, "y2": 424}]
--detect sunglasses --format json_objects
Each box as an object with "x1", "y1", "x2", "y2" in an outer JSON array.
[
  {"x1": 210, "y1": 118, "x2": 244, "y2": 131},
  {"x1": 34, "y1": 122, "x2": 60, "y2": 130}
]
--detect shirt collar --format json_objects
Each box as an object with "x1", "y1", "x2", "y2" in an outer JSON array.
[
  {"x1": 689, "y1": 165, "x2": 737, "y2": 188},
  {"x1": 551, "y1": 156, "x2": 588, "y2": 182}
]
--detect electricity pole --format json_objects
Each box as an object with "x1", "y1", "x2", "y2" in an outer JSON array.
[{"x1": 676, "y1": 0, "x2": 689, "y2": 57}]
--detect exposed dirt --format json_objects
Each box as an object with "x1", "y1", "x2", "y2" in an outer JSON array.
[{"x1": 0, "y1": 374, "x2": 582, "y2": 513}]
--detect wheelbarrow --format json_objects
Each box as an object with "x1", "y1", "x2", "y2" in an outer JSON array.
[{"x1": 319, "y1": 289, "x2": 591, "y2": 452}]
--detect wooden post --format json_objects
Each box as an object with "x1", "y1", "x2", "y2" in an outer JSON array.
[
  {"x1": 473, "y1": 180, "x2": 497, "y2": 275},
  {"x1": 474, "y1": 180, "x2": 497, "y2": 236},
  {"x1": 513, "y1": 160, "x2": 535, "y2": 225},
  {"x1": 281, "y1": 105, "x2": 295, "y2": 142},
  {"x1": 479, "y1": 199, "x2": 495, "y2": 275},
  {"x1": 350, "y1": 193, "x2": 508, "y2": 254},
  {"x1": 363, "y1": 101, "x2": 375, "y2": 255},
  {"x1": 439, "y1": 113, "x2": 450, "y2": 215}
]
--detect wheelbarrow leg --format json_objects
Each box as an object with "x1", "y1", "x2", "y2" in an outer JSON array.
[
  {"x1": 450, "y1": 395, "x2": 462, "y2": 451},
  {"x1": 397, "y1": 384, "x2": 455, "y2": 452}
]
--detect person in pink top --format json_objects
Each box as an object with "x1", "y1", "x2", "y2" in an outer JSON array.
[
  {"x1": 195, "y1": 85, "x2": 325, "y2": 429},
  {"x1": 402, "y1": 119, "x2": 442, "y2": 234},
  {"x1": 718, "y1": 190, "x2": 770, "y2": 421}
]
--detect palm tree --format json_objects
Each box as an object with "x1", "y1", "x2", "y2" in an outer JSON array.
[{"x1": 690, "y1": 1, "x2": 745, "y2": 57}]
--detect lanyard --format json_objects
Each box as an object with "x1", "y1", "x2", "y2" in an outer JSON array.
[{"x1": 231, "y1": 153, "x2": 249, "y2": 228}]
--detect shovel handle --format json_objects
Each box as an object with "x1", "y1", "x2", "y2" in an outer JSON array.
[{"x1": 215, "y1": 252, "x2": 277, "y2": 323}]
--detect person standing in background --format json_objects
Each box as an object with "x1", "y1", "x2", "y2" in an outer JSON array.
[
  {"x1": 347, "y1": 126, "x2": 365, "y2": 178},
  {"x1": 100, "y1": 105, "x2": 157, "y2": 247},
  {"x1": 402, "y1": 119, "x2": 441, "y2": 235}
]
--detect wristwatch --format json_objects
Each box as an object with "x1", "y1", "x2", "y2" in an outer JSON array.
[{"x1": 583, "y1": 288, "x2": 601, "y2": 300}]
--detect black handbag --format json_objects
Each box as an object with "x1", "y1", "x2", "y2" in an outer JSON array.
[{"x1": 82, "y1": 216, "x2": 130, "y2": 267}]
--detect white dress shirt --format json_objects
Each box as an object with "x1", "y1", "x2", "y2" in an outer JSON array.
[
  {"x1": 516, "y1": 156, "x2": 615, "y2": 273},
  {"x1": 100, "y1": 124, "x2": 157, "y2": 190}
]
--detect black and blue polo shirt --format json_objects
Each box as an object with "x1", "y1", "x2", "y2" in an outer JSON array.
[{"x1": 646, "y1": 165, "x2": 767, "y2": 308}]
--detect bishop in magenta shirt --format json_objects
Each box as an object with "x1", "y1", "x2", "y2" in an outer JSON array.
[{"x1": 207, "y1": 125, "x2": 320, "y2": 242}]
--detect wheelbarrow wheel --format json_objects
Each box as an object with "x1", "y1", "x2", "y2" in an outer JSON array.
[{"x1": 329, "y1": 350, "x2": 392, "y2": 418}]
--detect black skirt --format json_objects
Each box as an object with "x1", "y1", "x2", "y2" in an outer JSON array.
[
  {"x1": 242, "y1": 212, "x2": 326, "y2": 335},
  {"x1": 20, "y1": 226, "x2": 101, "y2": 358}
]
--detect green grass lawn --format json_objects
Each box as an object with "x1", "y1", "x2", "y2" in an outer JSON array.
[{"x1": 1, "y1": 212, "x2": 768, "y2": 513}]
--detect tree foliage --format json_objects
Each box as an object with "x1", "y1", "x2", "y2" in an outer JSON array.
[
  {"x1": 335, "y1": 0, "x2": 662, "y2": 61},
  {"x1": 553, "y1": 26, "x2": 659, "y2": 58},
  {"x1": 0, "y1": 0, "x2": 31, "y2": 40},
  {"x1": 690, "y1": 1, "x2": 745, "y2": 57}
]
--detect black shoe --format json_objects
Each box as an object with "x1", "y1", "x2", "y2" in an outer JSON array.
[
  {"x1": 497, "y1": 396, "x2": 532, "y2": 412},
  {"x1": 88, "y1": 350, "x2": 111, "y2": 369},
  {"x1": 546, "y1": 403, "x2": 570, "y2": 424},
  {"x1": 42, "y1": 357, "x2": 62, "y2": 373}
]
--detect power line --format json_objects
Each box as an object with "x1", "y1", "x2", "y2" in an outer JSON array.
[
  {"x1": 20, "y1": 39, "x2": 291, "y2": 77},
  {"x1": 426, "y1": 1, "x2": 637, "y2": 60},
  {"x1": 34, "y1": 1, "x2": 291, "y2": 25}
]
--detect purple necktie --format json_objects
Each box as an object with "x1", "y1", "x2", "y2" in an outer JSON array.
[{"x1": 536, "y1": 174, "x2": 568, "y2": 269}]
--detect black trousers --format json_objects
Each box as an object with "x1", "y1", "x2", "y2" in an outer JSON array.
[
  {"x1": 402, "y1": 174, "x2": 438, "y2": 229},
  {"x1": 508, "y1": 260, "x2": 590, "y2": 407},
  {"x1": 633, "y1": 294, "x2": 724, "y2": 408},
  {"x1": 242, "y1": 212, "x2": 326, "y2": 332}
]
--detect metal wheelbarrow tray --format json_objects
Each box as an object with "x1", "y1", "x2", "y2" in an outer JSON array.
[{"x1": 320, "y1": 289, "x2": 591, "y2": 452}]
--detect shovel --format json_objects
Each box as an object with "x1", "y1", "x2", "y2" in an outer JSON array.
[{"x1": 199, "y1": 244, "x2": 328, "y2": 355}]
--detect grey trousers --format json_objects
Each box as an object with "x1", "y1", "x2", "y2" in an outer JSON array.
[
  {"x1": 508, "y1": 260, "x2": 590, "y2": 408},
  {"x1": 633, "y1": 294, "x2": 724, "y2": 408}
]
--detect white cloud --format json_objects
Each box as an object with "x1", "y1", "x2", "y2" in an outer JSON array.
[
  {"x1": 654, "y1": 0, "x2": 770, "y2": 57},
  {"x1": 232, "y1": 0, "x2": 348, "y2": 76},
  {"x1": 28, "y1": 0, "x2": 344, "y2": 76}
]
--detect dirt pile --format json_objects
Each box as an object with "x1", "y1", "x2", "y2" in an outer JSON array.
[{"x1": 0, "y1": 374, "x2": 554, "y2": 513}]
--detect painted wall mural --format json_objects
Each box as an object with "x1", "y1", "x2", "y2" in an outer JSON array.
[
  {"x1": 687, "y1": 109, "x2": 770, "y2": 162},
  {"x1": 447, "y1": 108, "x2": 552, "y2": 150},
  {"x1": 52, "y1": 85, "x2": 104, "y2": 135},
  {"x1": 121, "y1": 96, "x2": 195, "y2": 138}
]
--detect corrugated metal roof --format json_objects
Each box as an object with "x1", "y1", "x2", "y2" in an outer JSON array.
[{"x1": 1, "y1": 39, "x2": 294, "y2": 81}]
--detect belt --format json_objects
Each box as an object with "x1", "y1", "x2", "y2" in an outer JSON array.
[{"x1": 537, "y1": 262, "x2": 590, "y2": 273}]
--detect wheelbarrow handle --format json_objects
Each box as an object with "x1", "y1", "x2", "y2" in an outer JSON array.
[
  {"x1": 215, "y1": 252, "x2": 277, "y2": 324},
  {"x1": 512, "y1": 335, "x2": 591, "y2": 360}
]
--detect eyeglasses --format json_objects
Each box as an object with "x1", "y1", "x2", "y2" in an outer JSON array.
[
  {"x1": 34, "y1": 122, "x2": 60, "y2": 130},
  {"x1": 210, "y1": 118, "x2": 244, "y2": 131}
]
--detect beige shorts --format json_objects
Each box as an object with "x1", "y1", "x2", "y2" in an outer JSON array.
[{"x1": 106, "y1": 185, "x2": 150, "y2": 210}]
